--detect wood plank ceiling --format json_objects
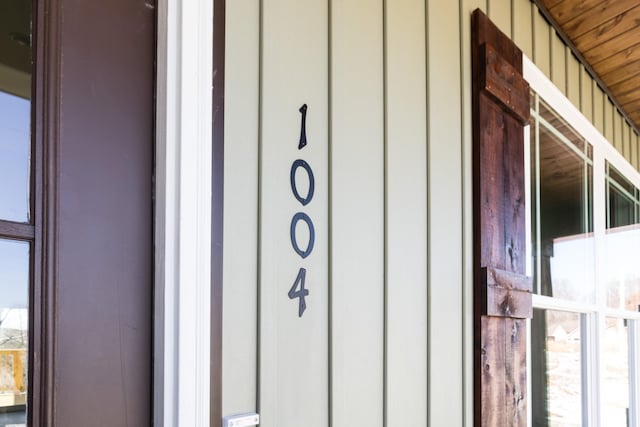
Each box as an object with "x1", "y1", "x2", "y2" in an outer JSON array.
[{"x1": 538, "y1": 0, "x2": 640, "y2": 130}]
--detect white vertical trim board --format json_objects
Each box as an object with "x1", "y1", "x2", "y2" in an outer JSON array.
[{"x1": 155, "y1": 0, "x2": 214, "y2": 425}]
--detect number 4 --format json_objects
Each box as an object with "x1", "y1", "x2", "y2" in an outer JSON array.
[{"x1": 288, "y1": 268, "x2": 309, "y2": 317}]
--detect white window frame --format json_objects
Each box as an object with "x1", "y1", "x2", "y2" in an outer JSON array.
[{"x1": 524, "y1": 55, "x2": 640, "y2": 427}]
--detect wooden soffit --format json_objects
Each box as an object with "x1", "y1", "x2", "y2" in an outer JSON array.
[{"x1": 536, "y1": 0, "x2": 640, "y2": 131}]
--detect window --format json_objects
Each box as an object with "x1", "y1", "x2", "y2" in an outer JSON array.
[
  {"x1": 525, "y1": 58, "x2": 640, "y2": 427},
  {"x1": 0, "y1": 1, "x2": 32, "y2": 426}
]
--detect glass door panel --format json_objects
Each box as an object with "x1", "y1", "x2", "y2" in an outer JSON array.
[
  {"x1": 0, "y1": 239, "x2": 28, "y2": 426},
  {"x1": 604, "y1": 162, "x2": 640, "y2": 311},
  {"x1": 531, "y1": 308, "x2": 583, "y2": 426},
  {"x1": 0, "y1": 92, "x2": 30, "y2": 223},
  {"x1": 531, "y1": 98, "x2": 595, "y2": 304},
  {"x1": 602, "y1": 317, "x2": 630, "y2": 426},
  {"x1": 0, "y1": 1, "x2": 32, "y2": 426}
]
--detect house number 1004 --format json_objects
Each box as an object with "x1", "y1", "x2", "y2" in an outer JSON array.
[{"x1": 288, "y1": 104, "x2": 315, "y2": 317}]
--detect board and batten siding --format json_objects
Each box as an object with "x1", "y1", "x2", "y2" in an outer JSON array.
[
  {"x1": 223, "y1": 0, "x2": 639, "y2": 426},
  {"x1": 483, "y1": 0, "x2": 640, "y2": 172}
]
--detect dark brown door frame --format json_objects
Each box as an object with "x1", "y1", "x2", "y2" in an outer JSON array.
[
  {"x1": 211, "y1": 0, "x2": 225, "y2": 425},
  {"x1": 31, "y1": 0, "x2": 155, "y2": 425},
  {"x1": 31, "y1": 0, "x2": 59, "y2": 423}
]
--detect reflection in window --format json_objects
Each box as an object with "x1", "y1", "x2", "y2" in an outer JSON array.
[
  {"x1": 530, "y1": 96, "x2": 595, "y2": 304},
  {"x1": 605, "y1": 163, "x2": 640, "y2": 310},
  {"x1": 602, "y1": 318, "x2": 629, "y2": 426},
  {"x1": 0, "y1": 1, "x2": 31, "y2": 425},
  {"x1": 531, "y1": 309, "x2": 582, "y2": 427},
  {"x1": 0, "y1": 239, "x2": 29, "y2": 425},
  {"x1": 0, "y1": 92, "x2": 30, "y2": 223},
  {"x1": 0, "y1": 0, "x2": 31, "y2": 224},
  {"x1": 607, "y1": 163, "x2": 640, "y2": 229}
]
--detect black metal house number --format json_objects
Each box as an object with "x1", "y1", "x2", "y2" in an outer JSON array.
[{"x1": 288, "y1": 104, "x2": 315, "y2": 317}]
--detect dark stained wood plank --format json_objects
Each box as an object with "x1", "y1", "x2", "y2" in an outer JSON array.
[
  {"x1": 478, "y1": 318, "x2": 528, "y2": 424},
  {"x1": 482, "y1": 43, "x2": 531, "y2": 124},
  {"x1": 486, "y1": 286, "x2": 533, "y2": 318},
  {"x1": 479, "y1": 97, "x2": 507, "y2": 271},
  {"x1": 480, "y1": 317, "x2": 507, "y2": 426},
  {"x1": 503, "y1": 109, "x2": 526, "y2": 275},
  {"x1": 504, "y1": 319, "x2": 527, "y2": 426},
  {"x1": 474, "y1": 10, "x2": 522, "y2": 70},
  {"x1": 482, "y1": 268, "x2": 533, "y2": 318},
  {"x1": 473, "y1": 9, "x2": 531, "y2": 427},
  {"x1": 484, "y1": 267, "x2": 533, "y2": 292},
  {"x1": 574, "y1": 5, "x2": 640, "y2": 53},
  {"x1": 562, "y1": 0, "x2": 638, "y2": 38}
]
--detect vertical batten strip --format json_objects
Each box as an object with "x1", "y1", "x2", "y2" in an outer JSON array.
[
  {"x1": 550, "y1": 34, "x2": 566, "y2": 94},
  {"x1": 632, "y1": 133, "x2": 636, "y2": 169},
  {"x1": 329, "y1": 1, "x2": 385, "y2": 426},
  {"x1": 532, "y1": 9, "x2": 550, "y2": 78},
  {"x1": 327, "y1": 2, "x2": 333, "y2": 425},
  {"x1": 593, "y1": 83, "x2": 604, "y2": 135},
  {"x1": 256, "y1": 0, "x2": 263, "y2": 415},
  {"x1": 631, "y1": 132, "x2": 640, "y2": 170},
  {"x1": 604, "y1": 99, "x2": 614, "y2": 144},
  {"x1": 428, "y1": 1, "x2": 464, "y2": 425},
  {"x1": 222, "y1": 0, "x2": 260, "y2": 416},
  {"x1": 512, "y1": 0, "x2": 533, "y2": 60},
  {"x1": 566, "y1": 48, "x2": 580, "y2": 108},
  {"x1": 488, "y1": 0, "x2": 511, "y2": 36},
  {"x1": 631, "y1": 128, "x2": 637, "y2": 165},
  {"x1": 623, "y1": 124, "x2": 631, "y2": 159},
  {"x1": 625, "y1": 122, "x2": 632, "y2": 160},
  {"x1": 631, "y1": 133, "x2": 635, "y2": 169},
  {"x1": 384, "y1": 0, "x2": 428, "y2": 424},
  {"x1": 382, "y1": 1, "x2": 389, "y2": 424},
  {"x1": 614, "y1": 112, "x2": 623, "y2": 154},
  {"x1": 580, "y1": 66, "x2": 593, "y2": 123}
]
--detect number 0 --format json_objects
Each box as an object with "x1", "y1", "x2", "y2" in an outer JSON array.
[{"x1": 290, "y1": 159, "x2": 315, "y2": 206}]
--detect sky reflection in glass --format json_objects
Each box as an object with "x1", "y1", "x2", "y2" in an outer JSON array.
[{"x1": 0, "y1": 90, "x2": 30, "y2": 222}]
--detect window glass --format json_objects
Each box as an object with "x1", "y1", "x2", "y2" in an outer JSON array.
[
  {"x1": 531, "y1": 308, "x2": 582, "y2": 427},
  {"x1": 602, "y1": 317, "x2": 629, "y2": 426},
  {"x1": 0, "y1": 0, "x2": 31, "y2": 224},
  {"x1": 604, "y1": 162, "x2": 640, "y2": 310},
  {"x1": 529, "y1": 69, "x2": 640, "y2": 427},
  {"x1": 531, "y1": 98, "x2": 595, "y2": 304},
  {"x1": 0, "y1": 92, "x2": 30, "y2": 223},
  {"x1": 0, "y1": 1, "x2": 32, "y2": 425},
  {"x1": 0, "y1": 239, "x2": 29, "y2": 426}
]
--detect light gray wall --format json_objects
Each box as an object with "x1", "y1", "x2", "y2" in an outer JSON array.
[{"x1": 222, "y1": 1, "x2": 638, "y2": 426}]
